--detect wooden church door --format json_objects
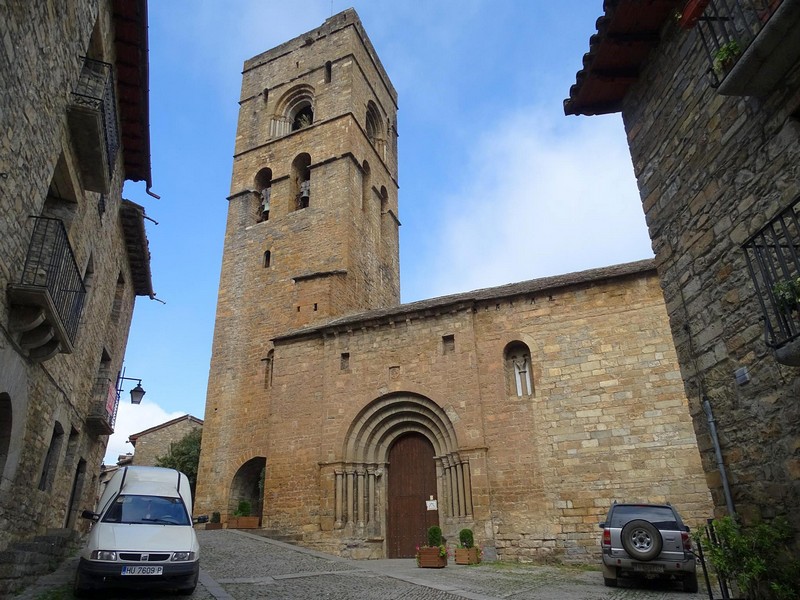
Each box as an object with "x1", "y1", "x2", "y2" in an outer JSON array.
[{"x1": 386, "y1": 433, "x2": 439, "y2": 558}]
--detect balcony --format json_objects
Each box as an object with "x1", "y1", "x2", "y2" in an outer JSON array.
[
  {"x1": 684, "y1": 0, "x2": 800, "y2": 96},
  {"x1": 67, "y1": 58, "x2": 120, "y2": 193},
  {"x1": 7, "y1": 217, "x2": 86, "y2": 362},
  {"x1": 742, "y1": 196, "x2": 800, "y2": 365},
  {"x1": 86, "y1": 378, "x2": 119, "y2": 436}
]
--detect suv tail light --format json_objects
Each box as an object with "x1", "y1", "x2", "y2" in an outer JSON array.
[
  {"x1": 681, "y1": 531, "x2": 692, "y2": 552},
  {"x1": 602, "y1": 528, "x2": 611, "y2": 547}
]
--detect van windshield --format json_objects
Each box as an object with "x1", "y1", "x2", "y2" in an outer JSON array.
[{"x1": 102, "y1": 495, "x2": 190, "y2": 526}]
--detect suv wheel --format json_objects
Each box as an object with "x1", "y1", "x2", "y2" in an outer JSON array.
[
  {"x1": 620, "y1": 519, "x2": 663, "y2": 561},
  {"x1": 683, "y1": 572, "x2": 699, "y2": 593}
]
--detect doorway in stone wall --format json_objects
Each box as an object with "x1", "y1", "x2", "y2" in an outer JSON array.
[
  {"x1": 386, "y1": 433, "x2": 438, "y2": 558},
  {"x1": 230, "y1": 457, "x2": 266, "y2": 522}
]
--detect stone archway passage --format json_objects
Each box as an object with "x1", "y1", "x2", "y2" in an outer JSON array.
[
  {"x1": 334, "y1": 393, "x2": 473, "y2": 546},
  {"x1": 230, "y1": 457, "x2": 266, "y2": 518}
]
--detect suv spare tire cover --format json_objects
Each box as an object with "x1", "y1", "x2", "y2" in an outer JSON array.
[{"x1": 620, "y1": 519, "x2": 662, "y2": 561}]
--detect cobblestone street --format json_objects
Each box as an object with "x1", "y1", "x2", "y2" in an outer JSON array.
[{"x1": 19, "y1": 529, "x2": 711, "y2": 599}]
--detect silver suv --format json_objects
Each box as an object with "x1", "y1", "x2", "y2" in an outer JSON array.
[{"x1": 599, "y1": 502, "x2": 698, "y2": 593}]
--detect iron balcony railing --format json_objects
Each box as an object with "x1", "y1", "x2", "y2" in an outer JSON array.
[
  {"x1": 72, "y1": 57, "x2": 119, "y2": 174},
  {"x1": 87, "y1": 377, "x2": 119, "y2": 434},
  {"x1": 18, "y1": 217, "x2": 86, "y2": 344},
  {"x1": 742, "y1": 196, "x2": 800, "y2": 353},
  {"x1": 689, "y1": 0, "x2": 785, "y2": 87}
]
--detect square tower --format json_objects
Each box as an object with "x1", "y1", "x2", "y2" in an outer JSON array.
[{"x1": 196, "y1": 9, "x2": 399, "y2": 517}]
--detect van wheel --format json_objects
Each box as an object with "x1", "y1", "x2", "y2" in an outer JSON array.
[
  {"x1": 620, "y1": 519, "x2": 662, "y2": 561},
  {"x1": 73, "y1": 569, "x2": 92, "y2": 598},
  {"x1": 177, "y1": 585, "x2": 196, "y2": 596},
  {"x1": 603, "y1": 576, "x2": 618, "y2": 587}
]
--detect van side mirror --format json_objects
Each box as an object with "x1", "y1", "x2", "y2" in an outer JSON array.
[
  {"x1": 598, "y1": 522, "x2": 606, "y2": 529},
  {"x1": 81, "y1": 510, "x2": 100, "y2": 521},
  {"x1": 193, "y1": 514, "x2": 209, "y2": 524}
]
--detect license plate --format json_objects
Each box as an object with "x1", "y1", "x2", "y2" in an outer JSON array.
[
  {"x1": 121, "y1": 565, "x2": 163, "y2": 576},
  {"x1": 633, "y1": 563, "x2": 664, "y2": 574}
]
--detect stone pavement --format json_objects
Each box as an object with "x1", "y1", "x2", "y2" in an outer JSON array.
[{"x1": 15, "y1": 529, "x2": 712, "y2": 599}]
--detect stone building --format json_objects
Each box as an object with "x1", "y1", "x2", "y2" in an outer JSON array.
[
  {"x1": 565, "y1": 0, "x2": 800, "y2": 539},
  {"x1": 195, "y1": 8, "x2": 712, "y2": 562},
  {"x1": 0, "y1": 0, "x2": 153, "y2": 570},
  {"x1": 128, "y1": 414, "x2": 203, "y2": 467}
]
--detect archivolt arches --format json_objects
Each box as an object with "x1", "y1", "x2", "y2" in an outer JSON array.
[
  {"x1": 270, "y1": 84, "x2": 315, "y2": 137},
  {"x1": 343, "y1": 393, "x2": 458, "y2": 463},
  {"x1": 333, "y1": 393, "x2": 473, "y2": 537}
]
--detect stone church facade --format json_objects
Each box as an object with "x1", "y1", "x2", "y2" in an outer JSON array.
[{"x1": 195, "y1": 9, "x2": 711, "y2": 561}]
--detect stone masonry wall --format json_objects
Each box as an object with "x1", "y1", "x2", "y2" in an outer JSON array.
[
  {"x1": 0, "y1": 0, "x2": 148, "y2": 549},
  {"x1": 619, "y1": 16, "x2": 800, "y2": 532},
  {"x1": 131, "y1": 419, "x2": 202, "y2": 468}
]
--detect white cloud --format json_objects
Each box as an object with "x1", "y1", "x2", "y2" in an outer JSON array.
[
  {"x1": 412, "y1": 109, "x2": 653, "y2": 299},
  {"x1": 104, "y1": 400, "x2": 185, "y2": 465}
]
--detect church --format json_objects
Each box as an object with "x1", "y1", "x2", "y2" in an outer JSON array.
[{"x1": 194, "y1": 8, "x2": 711, "y2": 562}]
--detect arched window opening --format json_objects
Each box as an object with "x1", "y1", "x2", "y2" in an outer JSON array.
[
  {"x1": 365, "y1": 101, "x2": 385, "y2": 159},
  {"x1": 38, "y1": 421, "x2": 65, "y2": 492},
  {"x1": 255, "y1": 168, "x2": 272, "y2": 221},
  {"x1": 272, "y1": 85, "x2": 315, "y2": 138},
  {"x1": 380, "y1": 186, "x2": 389, "y2": 214},
  {"x1": 263, "y1": 250, "x2": 271, "y2": 268},
  {"x1": 361, "y1": 160, "x2": 371, "y2": 210},
  {"x1": 263, "y1": 349, "x2": 274, "y2": 389},
  {"x1": 504, "y1": 342, "x2": 533, "y2": 397},
  {"x1": 291, "y1": 104, "x2": 314, "y2": 131},
  {"x1": 0, "y1": 394, "x2": 12, "y2": 480},
  {"x1": 291, "y1": 153, "x2": 312, "y2": 210}
]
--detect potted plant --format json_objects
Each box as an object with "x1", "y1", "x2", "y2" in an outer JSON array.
[
  {"x1": 713, "y1": 40, "x2": 741, "y2": 77},
  {"x1": 227, "y1": 500, "x2": 260, "y2": 529},
  {"x1": 206, "y1": 511, "x2": 222, "y2": 530},
  {"x1": 454, "y1": 528, "x2": 481, "y2": 565},
  {"x1": 416, "y1": 526, "x2": 448, "y2": 568},
  {"x1": 771, "y1": 276, "x2": 800, "y2": 366},
  {"x1": 773, "y1": 276, "x2": 800, "y2": 314}
]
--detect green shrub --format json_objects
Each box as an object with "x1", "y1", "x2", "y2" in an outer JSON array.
[
  {"x1": 459, "y1": 528, "x2": 474, "y2": 549},
  {"x1": 234, "y1": 500, "x2": 251, "y2": 517},
  {"x1": 427, "y1": 526, "x2": 443, "y2": 547},
  {"x1": 697, "y1": 516, "x2": 800, "y2": 600}
]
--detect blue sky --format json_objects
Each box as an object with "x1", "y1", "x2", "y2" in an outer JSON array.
[{"x1": 107, "y1": 1, "x2": 654, "y2": 462}]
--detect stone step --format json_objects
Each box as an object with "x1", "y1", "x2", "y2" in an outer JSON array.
[{"x1": 12, "y1": 541, "x2": 64, "y2": 556}]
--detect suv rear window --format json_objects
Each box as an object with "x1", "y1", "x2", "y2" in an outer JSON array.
[{"x1": 608, "y1": 505, "x2": 679, "y2": 529}]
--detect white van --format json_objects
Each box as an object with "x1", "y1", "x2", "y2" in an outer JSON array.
[{"x1": 74, "y1": 466, "x2": 207, "y2": 596}]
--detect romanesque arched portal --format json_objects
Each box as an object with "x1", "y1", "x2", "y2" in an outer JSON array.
[{"x1": 335, "y1": 393, "x2": 473, "y2": 556}]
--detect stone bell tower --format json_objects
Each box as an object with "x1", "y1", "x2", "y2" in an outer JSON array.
[{"x1": 196, "y1": 9, "x2": 400, "y2": 518}]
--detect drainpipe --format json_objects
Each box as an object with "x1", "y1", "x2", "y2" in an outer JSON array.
[{"x1": 702, "y1": 396, "x2": 736, "y2": 517}]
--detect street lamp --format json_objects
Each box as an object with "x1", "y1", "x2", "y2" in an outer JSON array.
[{"x1": 116, "y1": 368, "x2": 146, "y2": 404}]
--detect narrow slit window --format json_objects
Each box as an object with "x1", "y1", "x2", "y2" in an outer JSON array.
[
  {"x1": 341, "y1": 352, "x2": 350, "y2": 371},
  {"x1": 442, "y1": 334, "x2": 455, "y2": 354},
  {"x1": 264, "y1": 250, "x2": 271, "y2": 268},
  {"x1": 325, "y1": 61, "x2": 332, "y2": 83}
]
